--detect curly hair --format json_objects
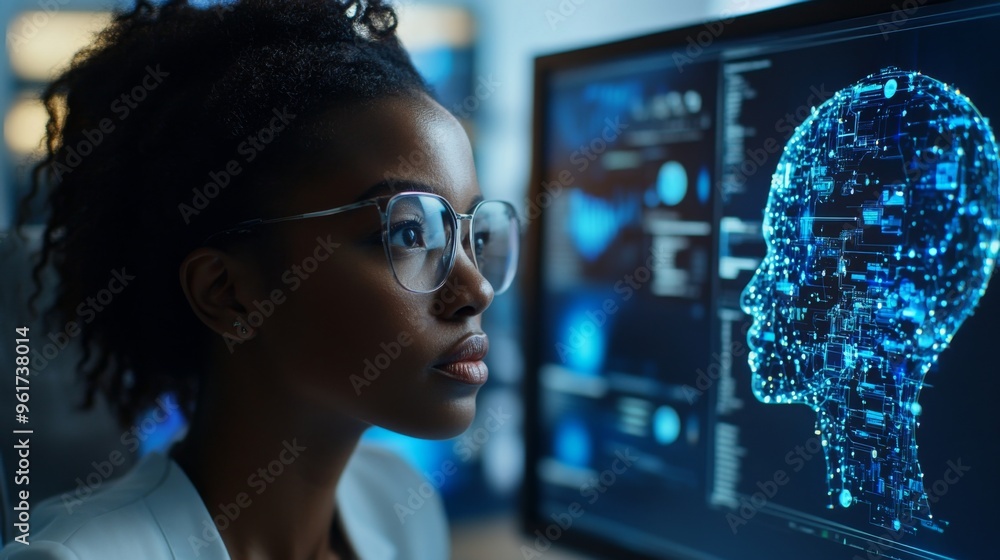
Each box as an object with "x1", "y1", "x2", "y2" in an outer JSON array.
[{"x1": 20, "y1": 0, "x2": 432, "y2": 428}]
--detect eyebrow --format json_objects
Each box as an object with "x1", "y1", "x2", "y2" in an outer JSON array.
[
  {"x1": 354, "y1": 179, "x2": 431, "y2": 201},
  {"x1": 355, "y1": 178, "x2": 484, "y2": 212}
]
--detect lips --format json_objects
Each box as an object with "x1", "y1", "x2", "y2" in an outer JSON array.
[{"x1": 432, "y1": 334, "x2": 489, "y2": 385}]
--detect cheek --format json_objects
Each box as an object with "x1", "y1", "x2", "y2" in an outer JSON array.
[
  {"x1": 258, "y1": 253, "x2": 432, "y2": 392},
  {"x1": 243, "y1": 239, "x2": 480, "y2": 436}
]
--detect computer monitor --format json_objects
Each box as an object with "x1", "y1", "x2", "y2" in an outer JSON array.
[{"x1": 523, "y1": 1, "x2": 1000, "y2": 558}]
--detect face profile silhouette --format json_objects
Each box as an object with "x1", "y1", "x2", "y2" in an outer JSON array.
[{"x1": 740, "y1": 67, "x2": 1000, "y2": 533}]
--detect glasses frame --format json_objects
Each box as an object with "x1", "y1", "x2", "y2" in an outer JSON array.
[{"x1": 203, "y1": 191, "x2": 519, "y2": 294}]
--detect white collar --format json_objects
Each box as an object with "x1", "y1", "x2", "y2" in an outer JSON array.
[
  {"x1": 142, "y1": 451, "x2": 396, "y2": 559},
  {"x1": 335, "y1": 449, "x2": 397, "y2": 559}
]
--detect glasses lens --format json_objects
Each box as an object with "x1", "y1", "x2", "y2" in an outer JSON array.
[
  {"x1": 471, "y1": 201, "x2": 519, "y2": 295},
  {"x1": 386, "y1": 194, "x2": 454, "y2": 292}
]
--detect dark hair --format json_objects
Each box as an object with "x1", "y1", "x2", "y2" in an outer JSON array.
[{"x1": 20, "y1": 0, "x2": 432, "y2": 428}]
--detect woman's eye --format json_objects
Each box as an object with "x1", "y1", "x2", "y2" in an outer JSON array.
[
  {"x1": 473, "y1": 231, "x2": 490, "y2": 257},
  {"x1": 389, "y1": 221, "x2": 426, "y2": 248}
]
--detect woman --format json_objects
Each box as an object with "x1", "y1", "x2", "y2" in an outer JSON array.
[{"x1": 3, "y1": 0, "x2": 518, "y2": 558}]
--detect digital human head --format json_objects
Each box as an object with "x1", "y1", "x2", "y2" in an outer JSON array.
[{"x1": 740, "y1": 67, "x2": 1000, "y2": 405}]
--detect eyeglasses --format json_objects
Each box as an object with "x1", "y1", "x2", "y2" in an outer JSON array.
[{"x1": 204, "y1": 191, "x2": 520, "y2": 295}]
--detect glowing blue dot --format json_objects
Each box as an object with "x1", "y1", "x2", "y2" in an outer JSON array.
[
  {"x1": 653, "y1": 405, "x2": 682, "y2": 445},
  {"x1": 884, "y1": 79, "x2": 898, "y2": 99},
  {"x1": 657, "y1": 161, "x2": 688, "y2": 206},
  {"x1": 555, "y1": 416, "x2": 591, "y2": 467},
  {"x1": 839, "y1": 489, "x2": 853, "y2": 507},
  {"x1": 561, "y1": 302, "x2": 608, "y2": 374},
  {"x1": 697, "y1": 167, "x2": 711, "y2": 205},
  {"x1": 911, "y1": 402, "x2": 922, "y2": 416},
  {"x1": 894, "y1": 519, "x2": 901, "y2": 531}
]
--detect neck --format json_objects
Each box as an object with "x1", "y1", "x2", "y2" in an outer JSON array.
[
  {"x1": 173, "y1": 365, "x2": 368, "y2": 560},
  {"x1": 815, "y1": 361, "x2": 932, "y2": 533}
]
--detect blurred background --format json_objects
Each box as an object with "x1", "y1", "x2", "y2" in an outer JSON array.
[{"x1": 0, "y1": 1, "x2": 808, "y2": 558}]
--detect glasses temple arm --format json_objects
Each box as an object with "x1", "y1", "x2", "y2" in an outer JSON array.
[{"x1": 203, "y1": 198, "x2": 381, "y2": 242}]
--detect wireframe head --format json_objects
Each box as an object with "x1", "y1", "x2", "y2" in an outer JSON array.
[{"x1": 740, "y1": 67, "x2": 1000, "y2": 405}]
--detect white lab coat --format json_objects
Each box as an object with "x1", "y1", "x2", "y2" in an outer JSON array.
[{"x1": 0, "y1": 444, "x2": 449, "y2": 559}]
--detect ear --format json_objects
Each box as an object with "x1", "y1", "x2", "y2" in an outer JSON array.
[{"x1": 179, "y1": 247, "x2": 258, "y2": 340}]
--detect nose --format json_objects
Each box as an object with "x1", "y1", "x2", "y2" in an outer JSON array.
[{"x1": 434, "y1": 230, "x2": 494, "y2": 319}]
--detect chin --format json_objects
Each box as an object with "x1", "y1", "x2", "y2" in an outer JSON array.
[
  {"x1": 746, "y1": 350, "x2": 763, "y2": 374},
  {"x1": 401, "y1": 418, "x2": 476, "y2": 440},
  {"x1": 383, "y1": 394, "x2": 479, "y2": 440},
  {"x1": 751, "y1": 366, "x2": 783, "y2": 400},
  {"x1": 752, "y1": 367, "x2": 819, "y2": 405}
]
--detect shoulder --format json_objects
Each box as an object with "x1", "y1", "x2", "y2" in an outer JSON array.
[
  {"x1": 338, "y1": 443, "x2": 450, "y2": 560},
  {"x1": 0, "y1": 453, "x2": 227, "y2": 560}
]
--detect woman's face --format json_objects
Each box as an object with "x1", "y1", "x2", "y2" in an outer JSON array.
[{"x1": 234, "y1": 94, "x2": 495, "y2": 439}]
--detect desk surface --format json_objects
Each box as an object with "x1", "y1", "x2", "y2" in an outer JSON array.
[{"x1": 450, "y1": 515, "x2": 595, "y2": 560}]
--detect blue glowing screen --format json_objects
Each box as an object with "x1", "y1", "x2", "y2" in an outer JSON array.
[
  {"x1": 530, "y1": 3, "x2": 1000, "y2": 560},
  {"x1": 741, "y1": 67, "x2": 1000, "y2": 534}
]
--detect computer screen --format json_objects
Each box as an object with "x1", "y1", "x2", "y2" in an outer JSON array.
[{"x1": 523, "y1": 1, "x2": 1000, "y2": 559}]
